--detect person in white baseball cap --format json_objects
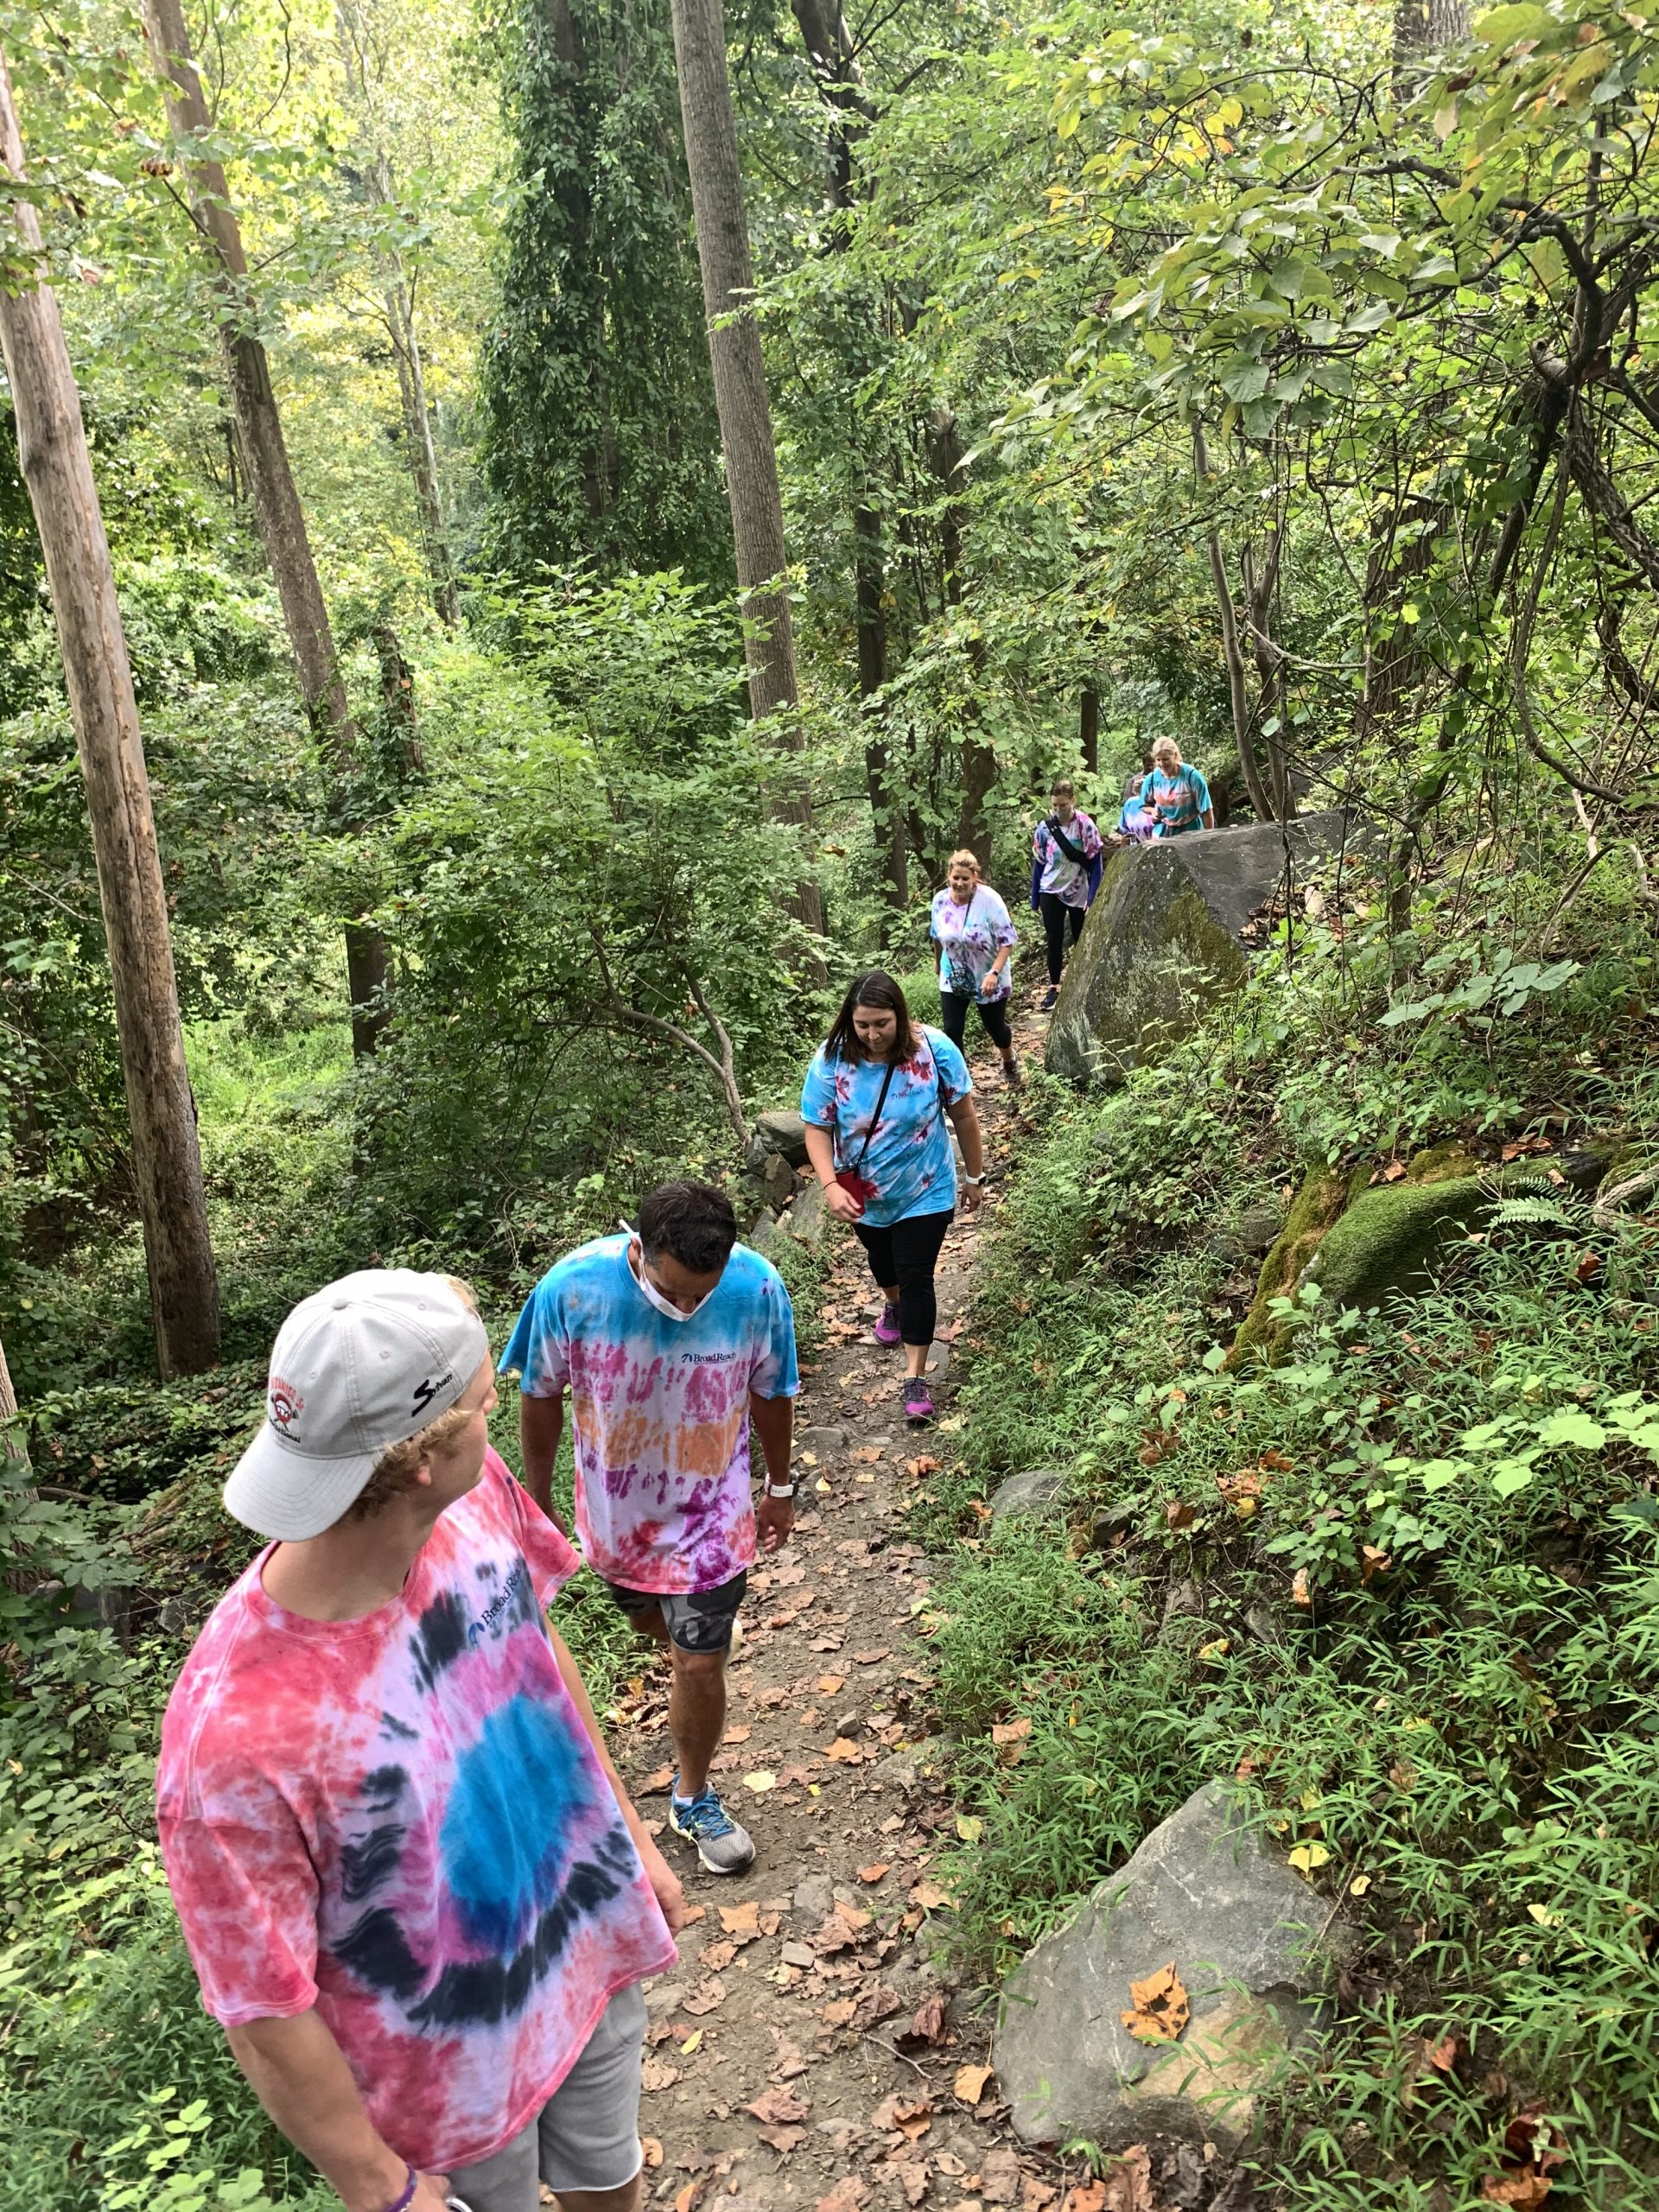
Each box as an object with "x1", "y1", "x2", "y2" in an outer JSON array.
[{"x1": 156, "y1": 1268, "x2": 686, "y2": 2212}]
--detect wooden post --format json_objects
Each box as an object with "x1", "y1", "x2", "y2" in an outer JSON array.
[{"x1": 0, "y1": 48, "x2": 220, "y2": 1376}]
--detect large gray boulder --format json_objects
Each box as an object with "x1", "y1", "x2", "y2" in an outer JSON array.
[
  {"x1": 994, "y1": 1782, "x2": 1342, "y2": 2153},
  {"x1": 1046, "y1": 814, "x2": 1355, "y2": 1085},
  {"x1": 755, "y1": 1109, "x2": 810, "y2": 1167}
]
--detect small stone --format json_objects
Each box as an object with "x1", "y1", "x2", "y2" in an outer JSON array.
[
  {"x1": 755, "y1": 1108, "x2": 810, "y2": 1166},
  {"x1": 925, "y1": 1340, "x2": 952, "y2": 1378},
  {"x1": 988, "y1": 1470, "x2": 1068, "y2": 1522},
  {"x1": 786, "y1": 1178, "x2": 825, "y2": 1249},
  {"x1": 798, "y1": 1426, "x2": 848, "y2": 1459},
  {"x1": 791, "y1": 1873, "x2": 836, "y2": 1921},
  {"x1": 763, "y1": 1153, "x2": 796, "y2": 1209},
  {"x1": 1234, "y1": 1203, "x2": 1283, "y2": 1255}
]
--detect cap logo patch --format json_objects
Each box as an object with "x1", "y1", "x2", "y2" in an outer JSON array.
[
  {"x1": 269, "y1": 1378, "x2": 304, "y2": 1436},
  {"x1": 411, "y1": 1368, "x2": 456, "y2": 1420}
]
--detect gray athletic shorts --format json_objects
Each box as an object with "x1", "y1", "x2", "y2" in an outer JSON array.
[
  {"x1": 604, "y1": 1567, "x2": 747, "y2": 1653},
  {"x1": 447, "y1": 1981, "x2": 646, "y2": 2209}
]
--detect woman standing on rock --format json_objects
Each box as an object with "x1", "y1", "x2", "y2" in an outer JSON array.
[
  {"x1": 800, "y1": 971, "x2": 985, "y2": 1427},
  {"x1": 930, "y1": 849, "x2": 1021, "y2": 1088},
  {"x1": 1142, "y1": 736, "x2": 1215, "y2": 837}
]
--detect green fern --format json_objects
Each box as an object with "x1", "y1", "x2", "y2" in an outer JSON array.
[{"x1": 1493, "y1": 1195, "x2": 1586, "y2": 1231}]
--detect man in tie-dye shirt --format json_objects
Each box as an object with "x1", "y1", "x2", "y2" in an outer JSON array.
[
  {"x1": 156, "y1": 1269, "x2": 684, "y2": 2212},
  {"x1": 503, "y1": 1181, "x2": 800, "y2": 1878}
]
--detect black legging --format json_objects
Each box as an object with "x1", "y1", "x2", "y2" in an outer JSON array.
[
  {"x1": 939, "y1": 989, "x2": 1013, "y2": 1053},
  {"x1": 1039, "y1": 892, "x2": 1086, "y2": 984},
  {"x1": 853, "y1": 1208, "x2": 954, "y2": 1346}
]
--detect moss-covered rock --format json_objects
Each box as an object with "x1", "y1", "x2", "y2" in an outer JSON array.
[
  {"x1": 1302, "y1": 1174, "x2": 1487, "y2": 1311},
  {"x1": 1227, "y1": 1166, "x2": 1359, "y2": 1367},
  {"x1": 1045, "y1": 813, "x2": 1356, "y2": 1085}
]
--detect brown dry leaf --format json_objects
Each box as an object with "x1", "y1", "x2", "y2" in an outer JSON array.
[
  {"x1": 1165, "y1": 1499, "x2": 1197, "y2": 1530},
  {"x1": 850, "y1": 1981, "x2": 904, "y2": 2030},
  {"x1": 643, "y1": 1765, "x2": 675, "y2": 1791},
  {"x1": 853, "y1": 1446, "x2": 884, "y2": 1465},
  {"x1": 722, "y1": 1724, "x2": 753, "y2": 1745},
  {"x1": 818, "y1": 1674, "x2": 848, "y2": 1694},
  {"x1": 1138, "y1": 1423, "x2": 1180, "y2": 1466},
  {"x1": 700, "y1": 1939, "x2": 738, "y2": 1972},
  {"x1": 1062, "y1": 2183, "x2": 1106, "y2": 2212},
  {"x1": 858, "y1": 1862, "x2": 891, "y2": 1884},
  {"x1": 810, "y1": 1905, "x2": 874, "y2": 1954},
  {"x1": 898, "y1": 1992, "x2": 949, "y2": 2049},
  {"x1": 1022, "y1": 2183, "x2": 1059, "y2": 2212},
  {"x1": 894, "y1": 2164, "x2": 930, "y2": 2208},
  {"x1": 854, "y1": 1647, "x2": 893, "y2": 1664},
  {"x1": 1119, "y1": 1961, "x2": 1190, "y2": 2045},
  {"x1": 816, "y1": 2183, "x2": 869, "y2": 2212},
  {"x1": 641, "y1": 2059, "x2": 681, "y2": 2091},
  {"x1": 673, "y1": 2183, "x2": 704, "y2": 2212},
  {"x1": 720, "y1": 1900, "x2": 761, "y2": 1938},
  {"x1": 681, "y1": 1904, "x2": 707, "y2": 1926},
  {"x1": 747, "y1": 2084, "x2": 811, "y2": 2126},
  {"x1": 758, "y1": 2126, "x2": 807, "y2": 2156},
  {"x1": 820, "y1": 1997, "x2": 858, "y2": 2027},
  {"x1": 1097, "y1": 2145, "x2": 1156, "y2": 2212},
  {"x1": 1389, "y1": 1759, "x2": 1418, "y2": 1794},
  {"x1": 823, "y1": 1737, "x2": 867, "y2": 1764},
  {"x1": 640, "y1": 2137, "x2": 664, "y2": 2170},
  {"x1": 906, "y1": 1455, "x2": 942, "y2": 1478},
  {"x1": 1425, "y1": 2031, "x2": 1465, "y2": 2074},
  {"x1": 980, "y1": 2148, "x2": 1022, "y2": 2205},
  {"x1": 992, "y1": 1716, "x2": 1033, "y2": 1764},
  {"x1": 1480, "y1": 2111, "x2": 1568, "y2": 2207},
  {"x1": 872, "y1": 2090, "x2": 933, "y2": 2139},
  {"x1": 1382, "y1": 1160, "x2": 1408, "y2": 1182},
  {"x1": 953, "y1": 2062, "x2": 995, "y2": 2106},
  {"x1": 679, "y1": 1976, "x2": 725, "y2": 2016},
  {"x1": 911, "y1": 1880, "x2": 956, "y2": 1911},
  {"x1": 1259, "y1": 1449, "x2": 1294, "y2": 1471},
  {"x1": 1291, "y1": 1567, "x2": 1313, "y2": 1608}
]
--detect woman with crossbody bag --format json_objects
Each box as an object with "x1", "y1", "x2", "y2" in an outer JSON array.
[
  {"x1": 800, "y1": 971, "x2": 985, "y2": 1427},
  {"x1": 929, "y1": 849, "x2": 1022, "y2": 1088},
  {"x1": 1030, "y1": 778, "x2": 1103, "y2": 1007}
]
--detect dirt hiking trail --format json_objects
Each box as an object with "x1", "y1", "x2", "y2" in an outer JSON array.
[{"x1": 605, "y1": 1007, "x2": 1074, "y2": 2212}]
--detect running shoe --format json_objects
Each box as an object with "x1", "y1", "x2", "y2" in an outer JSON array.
[
  {"x1": 1039, "y1": 985, "x2": 1059, "y2": 1011},
  {"x1": 1005, "y1": 1057, "x2": 1024, "y2": 1090},
  {"x1": 903, "y1": 1375, "x2": 934, "y2": 1424},
  {"x1": 874, "y1": 1300, "x2": 902, "y2": 1346},
  {"x1": 668, "y1": 1781, "x2": 756, "y2": 1875}
]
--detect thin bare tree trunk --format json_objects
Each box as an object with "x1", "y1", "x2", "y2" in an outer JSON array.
[
  {"x1": 142, "y1": 0, "x2": 392, "y2": 1054},
  {"x1": 668, "y1": 0, "x2": 823, "y2": 941},
  {"x1": 1079, "y1": 682, "x2": 1099, "y2": 774},
  {"x1": 1195, "y1": 420, "x2": 1274, "y2": 822},
  {"x1": 929, "y1": 406, "x2": 994, "y2": 865},
  {"x1": 0, "y1": 48, "x2": 219, "y2": 1377},
  {"x1": 0, "y1": 1331, "x2": 27, "y2": 1469},
  {"x1": 855, "y1": 499, "x2": 906, "y2": 912}
]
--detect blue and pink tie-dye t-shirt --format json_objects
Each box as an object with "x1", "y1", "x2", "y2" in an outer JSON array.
[
  {"x1": 500, "y1": 1237, "x2": 799, "y2": 1596},
  {"x1": 156, "y1": 1448, "x2": 676, "y2": 2175},
  {"x1": 800, "y1": 1025, "x2": 972, "y2": 1230}
]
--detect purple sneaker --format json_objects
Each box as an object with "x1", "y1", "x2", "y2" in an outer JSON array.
[
  {"x1": 903, "y1": 1375, "x2": 934, "y2": 1424},
  {"x1": 874, "y1": 1300, "x2": 902, "y2": 1346}
]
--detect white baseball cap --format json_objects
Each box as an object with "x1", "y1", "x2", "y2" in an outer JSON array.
[{"x1": 225, "y1": 1269, "x2": 491, "y2": 1541}]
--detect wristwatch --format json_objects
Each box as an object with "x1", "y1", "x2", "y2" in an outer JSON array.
[
  {"x1": 766, "y1": 1481, "x2": 797, "y2": 1498},
  {"x1": 962, "y1": 1172, "x2": 986, "y2": 1185}
]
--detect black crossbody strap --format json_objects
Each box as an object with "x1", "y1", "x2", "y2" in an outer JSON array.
[
  {"x1": 851, "y1": 1057, "x2": 899, "y2": 1173},
  {"x1": 1046, "y1": 815, "x2": 1087, "y2": 866}
]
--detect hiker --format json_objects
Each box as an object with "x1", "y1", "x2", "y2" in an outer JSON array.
[
  {"x1": 503, "y1": 1180, "x2": 799, "y2": 1879},
  {"x1": 1142, "y1": 736, "x2": 1215, "y2": 837},
  {"x1": 156, "y1": 1269, "x2": 683, "y2": 2212},
  {"x1": 1030, "y1": 778, "x2": 1103, "y2": 1010},
  {"x1": 801, "y1": 969, "x2": 985, "y2": 1427},
  {"x1": 1111, "y1": 760, "x2": 1158, "y2": 846},
  {"x1": 929, "y1": 848, "x2": 1021, "y2": 1088}
]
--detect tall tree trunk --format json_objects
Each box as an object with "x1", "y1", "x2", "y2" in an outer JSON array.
[
  {"x1": 928, "y1": 407, "x2": 994, "y2": 866},
  {"x1": 1195, "y1": 420, "x2": 1274, "y2": 822},
  {"x1": 142, "y1": 0, "x2": 391, "y2": 1055},
  {"x1": 855, "y1": 500, "x2": 906, "y2": 912},
  {"x1": 1079, "y1": 682, "x2": 1099, "y2": 774},
  {"x1": 0, "y1": 1331, "x2": 22, "y2": 1470},
  {"x1": 0, "y1": 48, "x2": 219, "y2": 1377},
  {"x1": 1242, "y1": 535, "x2": 1294, "y2": 820},
  {"x1": 668, "y1": 0, "x2": 823, "y2": 939}
]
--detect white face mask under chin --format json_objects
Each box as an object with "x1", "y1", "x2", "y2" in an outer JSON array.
[{"x1": 626, "y1": 1234, "x2": 715, "y2": 1324}]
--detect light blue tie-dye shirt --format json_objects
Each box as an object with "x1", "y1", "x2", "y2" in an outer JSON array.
[{"x1": 799, "y1": 1025, "x2": 972, "y2": 1229}]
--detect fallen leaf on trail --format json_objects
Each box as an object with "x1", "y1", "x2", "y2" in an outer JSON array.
[
  {"x1": 1259, "y1": 1449, "x2": 1294, "y2": 1471},
  {"x1": 744, "y1": 1770, "x2": 779, "y2": 1793},
  {"x1": 957, "y1": 1814, "x2": 984, "y2": 1843},
  {"x1": 1287, "y1": 1840, "x2": 1331, "y2": 1875},
  {"x1": 681, "y1": 1904, "x2": 706, "y2": 1925},
  {"x1": 1216, "y1": 1471, "x2": 1262, "y2": 1517},
  {"x1": 820, "y1": 1997, "x2": 857, "y2": 2026},
  {"x1": 911, "y1": 1879, "x2": 956, "y2": 1910},
  {"x1": 723, "y1": 1724, "x2": 752, "y2": 1745},
  {"x1": 643, "y1": 1766, "x2": 675, "y2": 1791},
  {"x1": 1350, "y1": 1873, "x2": 1371, "y2": 1896},
  {"x1": 1360, "y1": 1543, "x2": 1390, "y2": 1583},
  {"x1": 953, "y1": 2063, "x2": 995, "y2": 2106},
  {"x1": 818, "y1": 1674, "x2": 847, "y2": 1694},
  {"x1": 816, "y1": 2182, "x2": 868, "y2": 2212},
  {"x1": 758, "y1": 2123, "x2": 807, "y2": 2156},
  {"x1": 641, "y1": 2137, "x2": 664, "y2": 2170},
  {"x1": 1382, "y1": 1160, "x2": 1408, "y2": 1183},
  {"x1": 1479, "y1": 2110, "x2": 1568, "y2": 2206},
  {"x1": 872, "y1": 2090, "x2": 933, "y2": 2139},
  {"x1": 906, "y1": 1455, "x2": 942, "y2": 1478},
  {"x1": 853, "y1": 1446, "x2": 884, "y2": 1465},
  {"x1": 858, "y1": 1862, "x2": 891, "y2": 1884},
  {"x1": 898, "y1": 1992, "x2": 949, "y2": 2049},
  {"x1": 1120, "y1": 1961, "x2": 1190, "y2": 2044},
  {"x1": 823, "y1": 1737, "x2": 867, "y2": 1764},
  {"x1": 1575, "y1": 1249, "x2": 1604, "y2": 1283},
  {"x1": 853, "y1": 1647, "x2": 892, "y2": 1664},
  {"x1": 810, "y1": 1636, "x2": 845, "y2": 1652},
  {"x1": 1291, "y1": 1567, "x2": 1313, "y2": 1608},
  {"x1": 678, "y1": 2028, "x2": 702, "y2": 2055},
  {"x1": 1022, "y1": 2181, "x2": 1059, "y2": 2210},
  {"x1": 1165, "y1": 1499, "x2": 1197, "y2": 1530},
  {"x1": 1138, "y1": 1423, "x2": 1179, "y2": 1466},
  {"x1": 1062, "y1": 2186, "x2": 1106, "y2": 2212},
  {"x1": 992, "y1": 1717, "x2": 1032, "y2": 1764},
  {"x1": 679, "y1": 1977, "x2": 725, "y2": 2016},
  {"x1": 747, "y1": 2085, "x2": 811, "y2": 2126},
  {"x1": 673, "y1": 2183, "x2": 703, "y2": 2212},
  {"x1": 720, "y1": 1900, "x2": 760, "y2": 1937},
  {"x1": 1389, "y1": 1759, "x2": 1418, "y2": 1793},
  {"x1": 1097, "y1": 2145, "x2": 1157, "y2": 2212},
  {"x1": 1425, "y1": 2031, "x2": 1466, "y2": 2074},
  {"x1": 850, "y1": 1981, "x2": 904, "y2": 2030},
  {"x1": 701, "y1": 1940, "x2": 738, "y2": 1971},
  {"x1": 641, "y1": 2059, "x2": 681, "y2": 2090},
  {"x1": 894, "y1": 2162, "x2": 930, "y2": 2207},
  {"x1": 980, "y1": 2146, "x2": 1023, "y2": 2204},
  {"x1": 810, "y1": 1904, "x2": 874, "y2": 1953}
]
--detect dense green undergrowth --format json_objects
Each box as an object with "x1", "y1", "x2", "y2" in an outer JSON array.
[{"x1": 925, "y1": 882, "x2": 1659, "y2": 2205}]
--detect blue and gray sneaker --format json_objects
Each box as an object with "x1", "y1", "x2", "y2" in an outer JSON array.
[{"x1": 668, "y1": 1779, "x2": 756, "y2": 1875}]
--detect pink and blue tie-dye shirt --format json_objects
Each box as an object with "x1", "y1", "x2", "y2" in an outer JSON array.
[
  {"x1": 155, "y1": 1448, "x2": 675, "y2": 2175},
  {"x1": 500, "y1": 1237, "x2": 800, "y2": 1596},
  {"x1": 799, "y1": 1025, "x2": 973, "y2": 1230}
]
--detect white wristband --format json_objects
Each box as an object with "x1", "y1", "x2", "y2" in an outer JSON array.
[
  {"x1": 765, "y1": 1482, "x2": 796, "y2": 1499},
  {"x1": 962, "y1": 1173, "x2": 985, "y2": 1186}
]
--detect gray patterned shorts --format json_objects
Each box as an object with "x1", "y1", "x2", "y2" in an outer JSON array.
[{"x1": 602, "y1": 1567, "x2": 747, "y2": 1653}]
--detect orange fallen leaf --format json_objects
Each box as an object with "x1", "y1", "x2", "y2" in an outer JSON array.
[
  {"x1": 1480, "y1": 2110, "x2": 1568, "y2": 2207},
  {"x1": 641, "y1": 2136, "x2": 664, "y2": 2170},
  {"x1": 817, "y1": 1674, "x2": 847, "y2": 1694},
  {"x1": 1425, "y1": 2031, "x2": 1465, "y2": 2074},
  {"x1": 1292, "y1": 1567, "x2": 1313, "y2": 1607},
  {"x1": 871, "y1": 2090, "x2": 933, "y2": 2139},
  {"x1": 1165, "y1": 1500, "x2": 1197, "y2": 1529},
  {"x1": 1260, "y1": 1449, "x2": 1294, "y2": 1471},
  {"x1": 898, "y1": 1992, "x2": 949, "y2": 2049},
  {"x1": 911, "y1": 1879, "x2": 956, "y2": 1910},
  {"x1": 747, "y1": 2084, "x2": 811, "y2": 2126},
  {"x1": 1120, "y1": 1961, "x2": 1190, "y2": 2044},
  {"x1": 719, "y1": 1900, "x2": 760, "y2": 1938},
  {"x1": 953, "y1": 2062, "x2": 995, "y2": 2105},
  {"x1": 722, "y1": 1723, "x2": 752, "y2": 1745},
  {"x1": 1063, "y1": 2183, "x2": 1106, "y2": 2212},
  {"x1": 858, "y1": 1862, "x2": 891, "y2": 1883},
  {"x1": 823, "y1": 1737, "x2": 866, "y2": 1764}
]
